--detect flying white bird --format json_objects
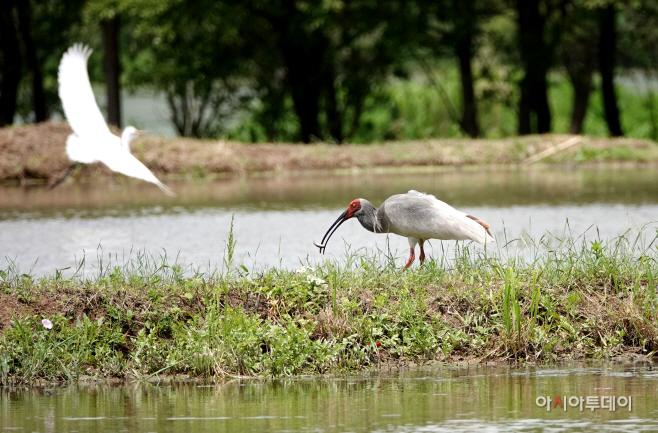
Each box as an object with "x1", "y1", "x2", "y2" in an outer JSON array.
[
  {"x1": 52, "y1": 43, "x2": 174, "y2": 195},
  {"x1": 314, "y1": 190, "x2": 495, "y2": 268}
]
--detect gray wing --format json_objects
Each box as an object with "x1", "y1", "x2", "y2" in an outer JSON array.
[{"x1": 380, "y1": 192, "x2": 494, "y2": 244}]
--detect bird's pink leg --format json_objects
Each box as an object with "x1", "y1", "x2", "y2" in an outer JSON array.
[
  {"x1": 419, "y1": 244, "x2": 426, "y2": 263},
  {"x1": 403, "y1": 248, "x2": 415, "y2": 269}
]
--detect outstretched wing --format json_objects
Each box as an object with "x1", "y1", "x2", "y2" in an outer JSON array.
[
  {"x1": 58, "y1": 44, "x2": 111, "y2": 138},
  {"x1": 101, "y1": 148, "x2": 175, "y2": 196}
]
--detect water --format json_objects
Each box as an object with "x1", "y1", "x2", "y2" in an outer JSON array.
[
  {"x1": 1, "y1": 363, "x2": 657, "y2": 432},
  {"x1": 2, "y1": 168, "x2": 658, "y2": 431},
  {"x1": 1, "y1": 166, "x2": 658, "y2": 277}
]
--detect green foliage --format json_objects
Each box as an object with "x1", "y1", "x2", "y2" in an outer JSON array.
[
  {"x1": 7, "y1": 0, "x2": 658, "y2": 143},
  {"x1": 0, "y1": 314, "x2": 125, "y2": 383},
  {"x1": 13, "y1": 0, "x2": 90, "y2": 122},
  {"x1": 1, "y1": 227, "x2": 658, "y2": 384}
]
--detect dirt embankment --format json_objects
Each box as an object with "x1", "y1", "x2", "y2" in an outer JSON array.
[{"x1": 2, "y1": 122, "x2": 658, "y2": 184}]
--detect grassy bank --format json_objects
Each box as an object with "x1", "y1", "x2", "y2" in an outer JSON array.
[
  {"x1": 1, "y1": 122, "x2": 658, "y2": 184},
  {"x1": 1, "y1": 226, "x2": 657, "y2": 385}
]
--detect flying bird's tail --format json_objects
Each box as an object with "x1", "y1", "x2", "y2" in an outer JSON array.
[{"x1": 156, "y1": 181, "x2": 176, "y2": 197}]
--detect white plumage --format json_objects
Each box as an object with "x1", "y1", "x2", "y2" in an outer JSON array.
[
  {"x1": 382, "y1": 190, "x2": 495, "y2": 245},
  {"x1": 314, "y1": 190, "x2": 494, "y2": 268},
  {"x1": 56, "y1": 43, "x2": 174, "y2": 196}
]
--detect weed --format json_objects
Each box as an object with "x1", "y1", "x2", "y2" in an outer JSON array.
[{"x1": 1, "y1": 226, "x2": 658, "y2": 383}]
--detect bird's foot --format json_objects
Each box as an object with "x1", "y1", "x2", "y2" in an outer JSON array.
[{"x1": 403, "y1": 248, "x2": 415, "y2": 270}]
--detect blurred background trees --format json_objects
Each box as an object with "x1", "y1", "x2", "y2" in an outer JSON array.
[{"x1": 1, "y1": 0, "x2": 658, "y2": 143}]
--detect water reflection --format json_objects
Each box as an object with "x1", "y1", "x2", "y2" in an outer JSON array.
[
  {"x1": 1, "y1": 364, "x2": 657, "y2": 432},
  {"x1": 1, "y1": 167, "x2": 657, "y2": 276},
  {"x1": 3, "y1": 166, "x2": 658, "y2": 216}
]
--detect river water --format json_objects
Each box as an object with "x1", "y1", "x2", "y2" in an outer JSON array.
[
  {"x1": 1, "y1": 363, "x2": 657, "y2": 432},
  {"x1": 1, "y1": 166, "x2": 657, "y2": 277},
  {"x1": 2, "y1": 167, "x2": 658, "y2": 431}
]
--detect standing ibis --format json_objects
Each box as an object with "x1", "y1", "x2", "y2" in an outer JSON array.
[{"x1": 314, "y1": 190, "x2": 495, "y2": 268}]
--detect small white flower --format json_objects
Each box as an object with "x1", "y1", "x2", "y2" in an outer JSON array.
[
  {"x1": 314, "y1": 278, "x2": 326, "y2": 285},
  {"x1": 41, "y1": 319, "x2": 53, "y2": 330},
  {"x1": 296, "y1": 267, "x2": 307, "y2": 274}
]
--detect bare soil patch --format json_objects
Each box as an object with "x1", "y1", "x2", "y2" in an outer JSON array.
[{"x1": 2, "y1": 122, "x2": 657, "y2": 184}]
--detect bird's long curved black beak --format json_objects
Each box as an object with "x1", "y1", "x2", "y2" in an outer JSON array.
[{"x1": 313, "y1": 209, "x2": 349, "y2": 254}]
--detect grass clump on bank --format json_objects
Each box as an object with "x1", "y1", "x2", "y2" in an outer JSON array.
[
  {"x1": 1, "y1": 227, "x2": 658, "y2": 385},
  {"x1": 2, "y1": 122, "x2": 658, "y2": 185}
]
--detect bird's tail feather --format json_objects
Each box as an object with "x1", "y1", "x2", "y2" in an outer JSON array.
[
  {"x1": 466, "y1": 214, "x2": 495, "y2": 243},
  {"x1": 157, "y1": 181, "x2": 176, "y2": 197}
]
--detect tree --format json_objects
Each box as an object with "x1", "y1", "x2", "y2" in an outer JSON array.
[
  {"x1": 239, "y1": 0, "x2": 423, "y2": 143},
  {"x1": 453, "y1": 0, "x2": 481, "y2": 138},
  {"x1": 101, "y1": 15, "x2": 121, "y2": 128},
  {"x1": 85, "y1": 0, "x2": 126, "y2": 129},
  {"x1": 16, "y1": 0, "x2": 46, "y2": 122},
  {"x1": 0, "y1": 0, "x2": 22, "y2": 127},
  {"x1": 617, "y1": 1, "x2": 658, "y2": 140},
  {"x1": 558, "y1": 3, "x2": 598, "y2": 134},
  {"x1": 126, "y1": 0, "x2": 254, "y2": 137},
  {"x1": 515, "y1": 0, "x2": 552, "y2": 134},
  {"x1": 426, "y1": 0, "x2": 492, "y2": 138},
  {"x1": 1, "y1": 0, "x2": 86, "y2": 125},
  {"x1": 598, "y1": 3, "x2": 623, "y2": 136}
]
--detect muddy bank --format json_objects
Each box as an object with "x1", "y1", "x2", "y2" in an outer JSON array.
[
  {"x1": 1, "y1": 233, "x2": 657, "y2": 384},
  {"x1": 2, "y1": 122, "x2": 657, "y2": 184}
]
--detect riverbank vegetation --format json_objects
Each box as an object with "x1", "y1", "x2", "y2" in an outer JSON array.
[
  {"x1": 2, "y1": 122, "x2": 658, "y2": 184},
  {"x1": 1, "y1": 225, "x2": 657, "y2": 385},
  {"x1": 4, "y1": 0, "x2": 658, "y2": 145}
]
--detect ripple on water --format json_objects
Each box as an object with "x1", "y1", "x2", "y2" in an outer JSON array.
[
  {"x1": 2, "y1": 168, "x2": 658, "y2": 277},
  {"x1": 604, "y1": 372, "x2": 635, "y2": 377},
  {"x1": 1, "y1": 363, "x2": 656, "y2": 432},
  {"x1": 535, "y1": 370, "x2": 571, "y2": 377},
  {"x1": 380, "y1": 418, "x2": 658, "y2": 433}
]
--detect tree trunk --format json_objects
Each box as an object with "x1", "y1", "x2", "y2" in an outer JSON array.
[
  {"x1": 102, "y1": 16, "x2": 122, "y2": 129},
  {"x1": 565, "y1": 49, "x2": 595, "y2": 134},
  {"x1": 568, "y1": 73, "x2": 592, "y2": 134},
  {"x1": 598, "y1": 5, "x2": 623, "y2": 137},
  {"x1": 0, "y1": 0, "x2": 21, "y2": 127},
  {"x1": 280, "y1": 41, "x2": 324, "y2": 143},
  {"x1": 454, "y1": 0, "x2": 480, "y2": 138},
  {"x1": 323, "y1": 62, "x2": 343, "y2": 143},
  {"x1": 16, "y1": 0, "x2": 46, "y2": 122},
  {"x1": 516, "y1": 0, "x2": 551, "y2": 135},
  {"x1": 259, "y1": 81, "x2": 286, "y2": 142},
  {"x1": 292, "y1": 82, "x2": 321, "y2": 143},
  {"x1": 455, "y1": 27, "x2": 480, "y2": 138}
]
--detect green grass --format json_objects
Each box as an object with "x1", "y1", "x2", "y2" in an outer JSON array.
[
  {"x1": 1, "y1": 225, "x2": 658, "y2": 385},
  {"x1": 229, "y1": 63, "x2": 658, "y2": 143}
]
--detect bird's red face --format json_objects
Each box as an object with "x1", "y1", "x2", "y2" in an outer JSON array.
[{"x1": 346, "y1": 199, "x2": 361, "y2": 218}]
